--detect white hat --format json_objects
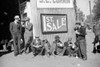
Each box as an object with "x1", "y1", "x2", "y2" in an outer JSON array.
[{"x1": 14, "y1": 15, "x2": 20, "y2": 20}]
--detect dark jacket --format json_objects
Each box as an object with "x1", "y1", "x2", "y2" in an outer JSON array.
[
  {"x1": 77, "y1": 26, "x2": 86, "y2": 40},
  {"x1": 10, "y1": 22, "x2": 22, "y2": 35}
]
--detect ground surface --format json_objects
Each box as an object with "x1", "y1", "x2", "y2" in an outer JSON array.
[{"x1": 0, "y1": 30, "x2": 100, "y2": 67}]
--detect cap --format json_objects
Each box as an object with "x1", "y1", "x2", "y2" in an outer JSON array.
[
  {"x1": 25, "y1": 17, "x2": 30, "y2": 21},
  {"x1": 21, "y1": 17, "x2": 30, "y2": 22},
  {"x1": 21, "y1": 18, "x2": 26, "y2": 22}
]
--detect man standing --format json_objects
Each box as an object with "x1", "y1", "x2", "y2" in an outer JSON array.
[
  {"x1": 75, "y1": 22, "x2": 87, "y2": 60},
  {"x1": 24, "y1": 17, "x2": 33, "y2": 54},
  {"x1": 10, "y1": 15, "x2": 22, "y2": 56}
]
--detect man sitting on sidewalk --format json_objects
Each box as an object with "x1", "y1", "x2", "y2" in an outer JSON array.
[
  {"x1": 31, "y1": 36, "x2": 43, "y2": 56},
  {"x1": 51, "y1": 35, "x2": 65, "y2": 56},
  {"x1": 64, "y1": 38, "x2": 78, "y2": 57}
]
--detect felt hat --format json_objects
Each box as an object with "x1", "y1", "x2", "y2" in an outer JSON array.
[{"x1": 55, "y1": 35, "x2": 60, "y2": 39}]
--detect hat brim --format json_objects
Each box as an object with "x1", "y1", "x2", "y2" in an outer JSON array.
[
  {"x1": 75, "y1": 23, "x2": 81, "y2": 25},
  {"x1": 35, "y1": 36, "x2": 39, "y2": 38},
  {"x1": 15, "y1": 18, "x2": 20, "y2": 20}
]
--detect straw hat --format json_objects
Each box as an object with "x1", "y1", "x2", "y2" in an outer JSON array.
[{"x1": 14, "y1": 15, "x2": 20, "y2": 20}]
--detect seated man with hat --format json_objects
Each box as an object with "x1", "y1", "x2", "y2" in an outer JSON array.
[
  {"x1": 64, "y1": 38, "x2": 78, "y2": 57},
  {"x1": 31, "y1": 36, "x2": 43, "y2": 56},
  {"x1": 51, "y1": 35, "x2": 64, "y2": 56}
]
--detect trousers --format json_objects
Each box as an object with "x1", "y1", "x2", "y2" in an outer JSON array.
[{"x1": 13, "y1": 33, "x2": 21, "y2": 55}]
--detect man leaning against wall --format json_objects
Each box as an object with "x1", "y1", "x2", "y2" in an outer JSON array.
[{"x1": 23, "y1": 17, "x2": 33, "y2": 54}]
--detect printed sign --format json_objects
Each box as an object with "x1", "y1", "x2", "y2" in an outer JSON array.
[
  {"x1": 41, "y1": 14, "x2": 68, "y2": 34},
  {"x1": 37, "y1": 0, "x2": 73, "y2": 8}
]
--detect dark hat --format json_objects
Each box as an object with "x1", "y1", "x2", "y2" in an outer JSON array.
[
  {"x1": 75, "y1": 22, "x2": 81, "y2": 25},
  {"x1": 35, "y1": 36, "x2": 39, "y2": 38},
  {"x1": 55, "y1": 35, "x2": 60, "y2": 39}
]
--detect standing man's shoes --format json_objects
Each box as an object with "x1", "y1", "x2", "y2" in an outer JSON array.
[
  {"x1": 83, "y1": 58, "x2": 87, "y2": 60},
  {"x1": 25, "y1": 52, "x2": 29, "y2": 54},
  {"x1": 19, "y1": 52, "x2": 22, "y2": 55},
  {"x1": 14, "y1": 53, "x2": 18, "y2": 56},
  {"x1": 24, "y1": 50, "x2": 29, "y2": 54},
  {"x1": 18, "y1": 51, "x2": 22, "y2": 54},
  {"x1": 34, "y1": 53, "x2": 37, "y2": 56},
  {"x1": 92, "y1": 50, "x2": 97, "y2": 54}
]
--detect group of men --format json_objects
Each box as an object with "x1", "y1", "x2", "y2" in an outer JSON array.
[
  {"x1": 30, "y1": 28, "x2": 87, "y2": 61},
  {"x1": 9, "y1": 15, "x2": 87, "y2": 60}
]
